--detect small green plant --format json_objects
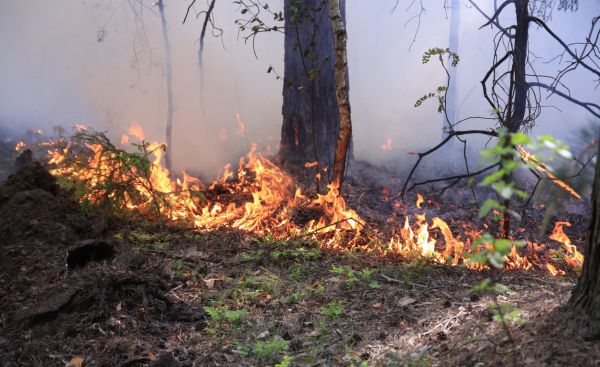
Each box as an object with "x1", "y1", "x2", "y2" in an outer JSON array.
[
  {"x1": 170, "y1": 259, "x2": 193, "y2": 275},
  {"x1": 252, "y1": 338, "x2": 288, "y2": 363},
  {"x1": 239, "y1": 249, "x2": 265, "y2": 263},
  {"x1": 322, "y1": 300, "x2": 345, "y2": 320},
  {"x1": 271, "y1": 245, "x2": 321, "y2": 261},
  {"x1": 275, "y1": 355, "x2": 293, "y2": 367},
  {"x1": 203, "y1": 305, "x2": 247, "y2": 332},
  {"x1": 223, "y1": 309, "x2": 247, "y2": 324},
  {"x1": 287, "y1": 263, "x2": 307, "y2": 281}
]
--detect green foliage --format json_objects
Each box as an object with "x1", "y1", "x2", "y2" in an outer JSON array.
[
  {"x1": 275, "y1": 355, "x2": 293, "y2": 367},
  {"x1": 470, "y1": 278, "x2": 514, "y2": 295},
  {"x1": 252, "y1": 338, "x2": 288, "y2": 362},
  {"x1": 477, "y1": 128, "x2": 574, "y2": 266},
  {"x1": 48, "y1": 130, "x2": 179, "y2": 224},
  {"x1": 415, "y1": 47, "x2": 459, "y2": 113},
  {"x1": 490, "y1": 303, "x2": 523, "y2": 324},
  {"x1": 270, "y1": 245, "x2": 321, "y2": 262},
  {"x1": 321, "y1": 300, "x2": 345, "y2": 320},
  {"x1": 422, "y1": 47, "x2": 460, "y2": 66},
  {"x1": 203, "y1": 305, "x2": 247, "y2": 329}
]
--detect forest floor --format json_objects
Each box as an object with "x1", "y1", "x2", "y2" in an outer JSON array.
[{"x1": 1, "y1": 160, "x2": 599, "y2": 367}]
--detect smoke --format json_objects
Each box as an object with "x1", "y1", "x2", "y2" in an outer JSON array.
[{"x1": 0, "y1": 1, "x2": 598, "y2": 177}]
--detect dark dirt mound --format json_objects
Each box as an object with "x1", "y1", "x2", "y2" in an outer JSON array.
[
  {"x1": 0, "y1": 163, "x2": 205, "y2": 367},
  {"x1": 0, "y1": 161, "x2": 83, "y2": 245}
]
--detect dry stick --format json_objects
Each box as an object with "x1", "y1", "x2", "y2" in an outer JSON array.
[
  {"x1": 480, "y1": 0, "x2": 514, "y2": 29},
  {"x1": 528, "y1": 81, "x2": 600, "y2": 119},
  {"x1": 529, "y1": 16, "x2": 600, "y2": 80},
  {"x1": 293, "y1": 217, "x2": 366, "y2": 239},
  {"x1": 467, "y1": 0, "x2": 514, "y2": 39},
  {"x1": 400, "y1": 130, "x2": 498, "y2": 198},
  {"x1": 407, "y1": 163, "x2": 500, "y2": 194}
]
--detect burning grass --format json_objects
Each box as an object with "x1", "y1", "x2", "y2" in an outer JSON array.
[{"x1": 42, "y1": 125, "x2": 584, "y2": 276}]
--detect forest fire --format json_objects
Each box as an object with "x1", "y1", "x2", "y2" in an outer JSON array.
[{"x1": 44, "y1": 125, "x2": 584, "y2": 276}]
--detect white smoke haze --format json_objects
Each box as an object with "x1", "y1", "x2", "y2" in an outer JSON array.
[{"x1": 0, "y1": 1, "x2": 598, "y2": 177}]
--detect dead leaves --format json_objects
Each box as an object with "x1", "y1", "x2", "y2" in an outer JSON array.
[{"x1": 65, "y1": 356, "x2": 83, "y2": 367}]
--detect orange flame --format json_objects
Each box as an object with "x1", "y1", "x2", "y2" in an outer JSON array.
[
  {"x1": 381, "y1": 138, "x2": 392, "y2": 151},
  {"x1": 304, "y1": 161, "x2": 319, "y2": 168},
  {"x1": 550, "y1": 221, "x2": 584, "y2": 269},
  {"x1": 46, "y1": 124, "x2": 585, "y2": 277},
  {"x1": 517, "y1": 146, "x2": 582, "y2": 200},
  {"x1": 128, "y1": 122, "x2": 145, "y2": 141},
  {"x1": 416, "y1": 193, "x2": 424, "y2": 209},
  {"x1": 235, "y1": 112, "x2": 246, "y2": 136},
  {"x1": 15, "y1": 140, "x2": 26, "y2": 152}
]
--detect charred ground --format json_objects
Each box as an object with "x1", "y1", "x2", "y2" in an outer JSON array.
[{"x1": 0, "y1": 155, "x2": 598, "y2": 366}]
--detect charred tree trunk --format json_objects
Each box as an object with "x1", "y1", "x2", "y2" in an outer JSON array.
[
  {"x1": 280, "y1": 0, "x2": 349, "y2": 179},
  {"x1": 328, "y1": 0, "x2": 352, "y2": 187},
  {"x1": 157, "y1": 0, "x2": 174, "y2": 171},
  {"x1": 570, "y1": 138, "x2": 600, "y2": 339}
]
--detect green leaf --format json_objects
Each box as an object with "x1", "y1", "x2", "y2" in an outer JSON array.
[
  {"x1": 481, "y1": 169, "x2": 506, "y2": 185},
  {"x1": 510, "y1": 132, "x2": 530, "y2": 145},
  {"x1": 479, "y1": 199, "x2": 501, "y2": 218},
  {"x1": 493, "y1": 239, "x2": 512, "y2": 256},
  {"x1": 488, "y1": 252, "x2": 505, "y2": 268}
]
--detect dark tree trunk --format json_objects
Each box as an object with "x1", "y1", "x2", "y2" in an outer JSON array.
[
  {"x1": 500, "y1": 0, "x2": 530, "y2": 237},
  {"x1": 570, "y1": 138, "x2": 600, "y2": 339},
  {"x1": 508, "y1": 0, "x2": 530, "y2": 133},
  {"x1": 280, "y1": 0, "x2": 348, "y2": 175}
]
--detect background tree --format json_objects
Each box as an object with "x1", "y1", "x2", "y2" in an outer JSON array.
[
  {"x1": 157, "y1": 0, "x2": 175, "y2": 171},
  {"x1": 402, "y1": 1, "x2": 599, "y2": 235}
]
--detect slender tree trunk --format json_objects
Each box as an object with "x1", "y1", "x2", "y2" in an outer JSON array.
[
  {"x1": 500, "y1": 0, "x2": 530, "y2": 237},
  {"x1": 280, "y1": 0, "x2": 348, "y2": 175},
  {"x1": 444, "y1": 0, "x2": 460, "y2": 135},
  {"x1": 157, "y1": 0, "x2": 174, "y2": 171},
  {"x1": 570, "y1": 136, "x2": 600, "y2": 339},
  {"x1": 197, "y1": 0, "x2": 216, "y2": 121},
  {"x1": 328, "y1": 0, "x2": 352, "y2": 187},
  {"x1": 509, "y1": 0, "x2": 529, "y2": 133}
]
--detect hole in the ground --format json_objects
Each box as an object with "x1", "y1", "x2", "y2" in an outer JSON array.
[{"x1": 67, "y1": 240, "x2": 115, "y2": 269}]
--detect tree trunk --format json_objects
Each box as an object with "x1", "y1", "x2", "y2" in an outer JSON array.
[
  {"x1": 328, "y1": 0, "x2": 352, "y2": 187},
  {"x1": 500, "y1": 0, "x2": 530, "y2": 237},
  {"x1": 570, "y1": 138, "x2": 600, "y2": 339},
  {"x1": 280, "y1": 0, "x2": 348, "y2": 176},
  {"x1": 444, "y1": 0, "x2": 460, "y2": 135},
  {"x1": 508, "y1": 0, "x2": 529, "y2": 133},
  {"x1": 157, "y1": 0, "x2": 174, "y2": 171}
]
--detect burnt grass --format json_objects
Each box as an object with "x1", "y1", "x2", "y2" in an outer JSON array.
[{"x1": 1, "y1": 162, "x2": 599, "y2": 367}]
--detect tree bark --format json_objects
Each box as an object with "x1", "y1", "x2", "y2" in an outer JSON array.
[
  {"x1": 328, "y1": 0, "x2": 352, "y2": 187},
  {"x1": 157, "y1": 0, "x2": 174, "y2": 171},
  {"x1": 280, "y1": 0, "x2": 348, "y2": 175},
  {"x1": 508, "y1": 0, "x2": 530, "y2": 133},
  {"x1": 570, "y1": 137, "x2": 600, "y2": 339}
]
